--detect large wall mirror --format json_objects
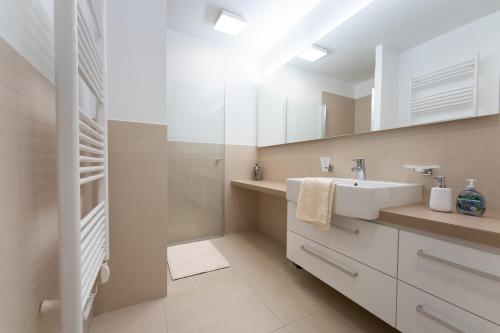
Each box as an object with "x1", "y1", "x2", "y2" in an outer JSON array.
[{"x1": 257, "y1": 0, "x2": 500, "y2": 147}]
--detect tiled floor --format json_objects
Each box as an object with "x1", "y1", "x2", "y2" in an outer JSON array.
[{"x1": 90, "y1": 232, "x2": 399, "y2": 333}]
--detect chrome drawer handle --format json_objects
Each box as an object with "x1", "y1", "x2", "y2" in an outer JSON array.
[
  {"x1": 416, "y1": 305, "x2": 465, "y2": 333},
  {"x1": 331, "y1": 223, "x2": 359, "y2": 235},
  {"x1": 417, "y1": 249, "x2": 500, "y2": 282},
  {"x1": 300, "y1": 245, "x2": 358, "y2": 277}
]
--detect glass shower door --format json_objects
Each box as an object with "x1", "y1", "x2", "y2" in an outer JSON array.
[{"x1": 166, "y1": 77, "x2": 225, "y2": 244}]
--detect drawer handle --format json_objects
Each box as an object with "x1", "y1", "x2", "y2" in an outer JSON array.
[
  {"x1": 332, "y1": 223, "x2": 359, "y2": 235},
  {"x1": 417, "y1": 249, "x2": 500, "y2": 282},
  {"x1": 300, "y1": 245, "x2": 358, "y2": 277},
  {"x1": 416, "y1": 305, "x2": 465, "y2": 333}
]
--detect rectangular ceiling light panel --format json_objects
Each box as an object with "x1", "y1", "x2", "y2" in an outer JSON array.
[
  {"x1": 214, "y1": 10, "x2": 246, "y2": 36},
  {"x1": 297, "y1": 45, "x2": 328, "y2": 62}
]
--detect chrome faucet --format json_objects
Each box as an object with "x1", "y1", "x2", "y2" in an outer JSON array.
[{"x1": 351, "y1": 158, "x2": 366, "y2": 180}]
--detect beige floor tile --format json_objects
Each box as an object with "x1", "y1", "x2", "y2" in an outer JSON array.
[
  {"x1": 246, "y1": 273, "x2": 326, "y2": 324},
  {"x1": 93, "y1": 232, "x2": 397, "y2": 333},
  {"x1": 163, "y1": 276, "x2": 282, "y2": 333},
  {"x1": 210, "y1": 234, "x2": 326, "y2": 325},
  {"x1": 90, "y1": 300, "x2": 167, "y2": 333},
  {"x1": 291, "y1": 274, "x2": 398, "y2": 332},
  {"x1": 211, "y1": 233, "x2": 305, "y2": 282},
  {"x1": 271, "y1": 327, "x2": 290, "y2": 333},
  {"x1": 286, "y1": 306, "x2": 397, "y2": 333}
]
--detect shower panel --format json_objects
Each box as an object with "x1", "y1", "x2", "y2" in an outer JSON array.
[{"x1": 166, "y1": 78, "x2": 225, "y2": 244}]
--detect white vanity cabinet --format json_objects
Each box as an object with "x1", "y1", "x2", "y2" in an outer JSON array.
[
  {"x1": 286, "y1": 201, "x2": 399, "y2": 326},
  {"x1": 399, "y1": 230, "x2": 500, "y2": 326},
  {"x1": 287, "y1": 202, "x2": 399, "y2": 277},
  {"x1": 287, "y1": 231, "x2": 397, "y2": 325},
  {"x1": 397, "y1": 281, "x2": 499, "y2": 333},
  {"x1": 286, "y1": 195, "x2": 500, "y2": 331}
]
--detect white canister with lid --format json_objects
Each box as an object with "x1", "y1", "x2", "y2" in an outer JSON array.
[{"x1": 429, "y1": 176, "x2": 453, "y2": 213}]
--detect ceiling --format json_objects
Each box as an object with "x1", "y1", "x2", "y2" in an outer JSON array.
[
  {"x1": 166, "y1": 0, "x2": 322, "y2": 55},
  {"x1": 287, "y1": 0, "x2": 500, "y2": 84}
]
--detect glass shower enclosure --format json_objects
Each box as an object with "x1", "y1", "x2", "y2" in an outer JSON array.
[{"x1": 166, "y1": 77, "x2": 225, "y2": 244}]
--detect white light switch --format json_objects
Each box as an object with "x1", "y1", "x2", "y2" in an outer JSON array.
[{"x1": 320, "y1": 156, "x2": 332, "y2": 172}]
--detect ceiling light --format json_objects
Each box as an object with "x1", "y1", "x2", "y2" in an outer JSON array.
[
  {"x1": 297, "y1": 46, "x2": 328, "y2": 62},
  {"x1": 214, "y1": 10, "x2": 246, "y2": 36}
]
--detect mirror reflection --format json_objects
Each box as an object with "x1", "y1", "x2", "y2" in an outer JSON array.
[{"x1": 257, "y1": 0, "x2": 500, "y2": 146}]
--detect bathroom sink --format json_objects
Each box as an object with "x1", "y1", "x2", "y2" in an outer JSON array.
[{"x1": 286, "y1": 178, "x2": 423, "y2": 221}]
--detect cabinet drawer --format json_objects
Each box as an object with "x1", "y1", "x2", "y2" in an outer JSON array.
[
  {"x1": 397, "y1": 281, "x2": 499, "y2": 333},
  {"x1": 287, "y1": 201, "x2": 398, "y2": 276},
  {"x1": 287, "y1": 231, "x2": 397, "y2": 326},
  {"x1": 399, "y1": 230, "x2": 500, "y2": 325}
]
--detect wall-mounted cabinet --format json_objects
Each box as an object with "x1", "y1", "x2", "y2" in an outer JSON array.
[{"x1": 286, "y1": 201, "x2": 500, "y2": 331}]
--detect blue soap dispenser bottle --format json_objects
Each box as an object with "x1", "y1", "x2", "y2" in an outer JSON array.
[{"x1": 456, "y1": 179, "x2": 486, "y2": 216}]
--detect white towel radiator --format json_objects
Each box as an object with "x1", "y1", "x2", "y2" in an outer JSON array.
[
  {"x1": 409, "y1": 56, "x2": 479, "y2": 125},
  {"x1": 47, "y1": 0, "x2": 109, "y2": 332}
]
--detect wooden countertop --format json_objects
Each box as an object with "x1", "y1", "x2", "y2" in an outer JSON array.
[
  {"x1": 380, "y1": 204, "x2": 500, "y2": 249},
  {"x1": 230, "y1": 182, "x2": 500, "y2": 248},
  {"x1": 231, "y1": 179, "x2": 286, "y2": 198}
]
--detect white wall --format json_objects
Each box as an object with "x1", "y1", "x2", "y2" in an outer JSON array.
[
  {"x1": 397, "y1": 11, "x2": 500, "y2": 126},
  {"x1": 166, "y1": 29, "x2": 259, "y2": 146},
  {"x1": 354, "y1": 79, "x2": 374, "y2": 99},
  {"x1": 0, "y1": 0, "x2": 54, "y2": 82},
  {"x1": 257, "y1": 64, "x2": 355, "y2": 146},
  {"x1": 373, "y1": 44, "x2": 399, "y2": 131},
  {"x1": 260, "y1": 65, "x2": 354, "y2": 102},
  {"x1": 106, "y1": 0, "x2": 167, "y2": 124}
]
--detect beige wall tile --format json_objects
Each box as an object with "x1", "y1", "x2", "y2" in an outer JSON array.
[
  {"x1": 0, "y1": 37, "x2": 59, "y2": 333},
  {"x1": 108, "y1": 121, "x2": 167, "y2": 155},
  {"x1": 322, "y1": 91, "x2": 355, "y2": 137},
  {"x1": 167, "y1": 142, "x2": 258, "y2": 241},
  {"x1": 258, "y1": 193, "x2": 287, "y2": 245},
  {"x1": 256, "y1": 113, "x2": 500, "y2": 241},
  {"x1": 95, "y1": 120, "x2": 169, "y2": 313},
  {"x1": 444, "y1": 115, "x2": 500, "y2": 211},
  {"x1": 354, "y1": 95, "x2": 372, "y2": 134}
]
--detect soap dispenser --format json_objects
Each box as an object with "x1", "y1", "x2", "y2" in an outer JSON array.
[
  {"x1": 429, "y1": 176, "x2": 453, "y2": 213},
  {"x1": 456, "y1": 179, "x2": 486, "y2": 216},
  {"x1": 253, "y1": 162, "x2": 262, "y2": 181}
]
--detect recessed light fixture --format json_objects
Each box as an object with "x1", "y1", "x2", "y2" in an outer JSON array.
[
  {"x1": 214, "y1": 10, "x2": 246, "y2": 36},
  {"x1": 297, "y1": 45, "x2": 328, "y2": 62}
]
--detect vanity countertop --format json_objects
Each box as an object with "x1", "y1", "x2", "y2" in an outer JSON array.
[
  {"x1": 379, "y1": 204, "x2": 500, "y2": 249},
  {"x1": 231, "y1": 179, "x2": 286, "y2": 198}
]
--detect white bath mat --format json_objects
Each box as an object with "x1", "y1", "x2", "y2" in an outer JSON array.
[{"x1": 167, "y1": 240, "x2": 230, "y2": 280}]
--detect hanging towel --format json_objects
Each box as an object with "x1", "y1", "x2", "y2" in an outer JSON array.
[{"x1": 296, "y1": 178, "x2": 335, "y2": 231}]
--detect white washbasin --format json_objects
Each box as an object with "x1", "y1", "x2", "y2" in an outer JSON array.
[{"x1": 286, "y1": 178, "x2": 423, "y2": 221}]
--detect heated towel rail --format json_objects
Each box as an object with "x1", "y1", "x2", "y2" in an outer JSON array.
[
  {"x1": 47, "y1": 0, "x2": 109, "y2": 332},
  {"x1": 409, "y1": 56, "x2": 479, "y2": 125}
]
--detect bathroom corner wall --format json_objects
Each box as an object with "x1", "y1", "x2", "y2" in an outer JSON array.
[
  {"x1": 95, "y1": 120, "x2": 168, "y2": 313},
  {"x1": 257, "y1": 114, "x2": 500, "y2": 242},
  {"x1": 225, "y1": 145, "x2": 259, "y2": 234},
  {"x1": 322, "y1": 91, "x2": 355, "y2": 137},
  {"x1": 257, "y1": 193, "x2": 287, "y2": 244},
  {"x1": 0, "y1": 36, "x2": 59, "y2": 333}
]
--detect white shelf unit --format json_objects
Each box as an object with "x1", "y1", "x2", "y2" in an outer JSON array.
[
  {"x1": 54, "y1": 0, "x2": 109, "y2": 332},
  {"x1": 409, "y1": 56, "x2": 479, "y2": 124}
]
